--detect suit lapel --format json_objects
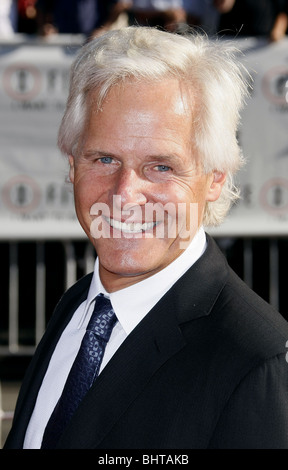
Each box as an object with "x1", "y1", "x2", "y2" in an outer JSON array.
[
  {"x1": 59, "y1": 296, "x2": 186, "y2": 448},
  {"x1": 59, "y1": 235, "x2": 229, "y2": 449},
  {"x1": 5, "y1": 274, "x2": 93, "y2": 448}
]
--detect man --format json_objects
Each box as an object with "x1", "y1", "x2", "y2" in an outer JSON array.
[{"x1": 4, "y1": 26, "x2": 288, "y2": 449}]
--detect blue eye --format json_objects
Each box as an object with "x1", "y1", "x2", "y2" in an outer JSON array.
[
  {"x1": 100, "y1": 156, "x2": 113, "y2": 164},
  {"x1": 156, "y1": 165, "x2": 171, "y2": 172}
]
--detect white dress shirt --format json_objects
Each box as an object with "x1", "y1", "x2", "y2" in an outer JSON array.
[{"x1": 23, "y1": 227, "x2": 207, "y2": 449}]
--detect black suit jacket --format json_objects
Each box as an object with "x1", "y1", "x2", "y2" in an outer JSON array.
[{"x1": 4, "y1": 235, "x2": 288, "y2": 449}]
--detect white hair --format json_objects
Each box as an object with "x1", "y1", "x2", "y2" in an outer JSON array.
[{"x1": 58, "y1": 26, "x2": 250, "y2": 226}]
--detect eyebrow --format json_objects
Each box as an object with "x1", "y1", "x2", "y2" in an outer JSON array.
[
  {"x1": 81, "y1": 150, "x2": 111, "y2": 157},
  {"x1": 81, "y1": 149, "x2": 183, "y2": 163}
]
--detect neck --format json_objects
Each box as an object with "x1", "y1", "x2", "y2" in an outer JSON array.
[{"x1": 99, "y1": 265, "x2": 163, "y2": 293}]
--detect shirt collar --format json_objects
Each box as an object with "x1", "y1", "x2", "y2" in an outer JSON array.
[{"x1": 79, "y1": 227, "x2": 207, "y2": 335}]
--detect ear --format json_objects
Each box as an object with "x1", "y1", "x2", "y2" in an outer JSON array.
[
  {"x1": 206, "y1": 171, "x2": 226, "y2": 202},
  {"x1": 68, "y1": 155, "x2": 75, "y2": 183}
]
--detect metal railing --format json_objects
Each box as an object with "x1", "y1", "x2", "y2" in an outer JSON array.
[
  {"x1": 0, "y1": 240, "x2": 96, "y2": 356},
  {"x1": 1, "y1": 236, "x2": 287, "y2": 356}
]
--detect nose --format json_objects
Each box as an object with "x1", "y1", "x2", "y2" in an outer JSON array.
[{"x1": 113, "y1": 168, "x2": 148, "y2": 209}]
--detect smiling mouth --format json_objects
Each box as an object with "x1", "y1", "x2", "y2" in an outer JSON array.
[{"x1": 103, "y1": 216, "x2": 159, "y2": 233}]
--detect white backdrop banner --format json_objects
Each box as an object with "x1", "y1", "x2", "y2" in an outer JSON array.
[
  {"x1": 0, "y1": 38, "x2": 83, "y2": 239},
  {"x1": 212, "y1": 37, "x2": 288, "y2": 237},
  {"x1": 0, "y1": 36, "x2": 288, "y2": 239}
]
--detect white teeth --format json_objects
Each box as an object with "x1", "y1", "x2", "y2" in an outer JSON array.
[{"x1": 103, "y1": 216, "x2": 156, "y2": 233}]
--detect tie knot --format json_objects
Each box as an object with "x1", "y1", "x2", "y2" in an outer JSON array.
[{"x1": 87, "y1": 294, "x2": 117, "y2": 341}]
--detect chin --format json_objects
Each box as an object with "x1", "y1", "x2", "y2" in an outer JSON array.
[
  {"x1": 104, "y1": 256, "x2": 152, "y2": 276},
  {"x1": 95, "y1": 239, "x2": 176, "y2": 278}
]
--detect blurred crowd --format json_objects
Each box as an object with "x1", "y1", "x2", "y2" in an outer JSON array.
[{"x1": 0, "y1": 0, "x2": 288, "y2": 41}]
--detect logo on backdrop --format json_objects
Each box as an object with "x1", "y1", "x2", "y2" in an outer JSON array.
[
  {"x1": 3, "y1": 63, "x2": 42, "y2": 101},
  {"x1": 262, "y1": 66, "x2": 288, "y2": 107},
  {"x1": 2, "y1": 175, "x2": 41, "y2": 214},
  {"x1": 259, "y1": 178, "x2": 288, "y2": 216}
]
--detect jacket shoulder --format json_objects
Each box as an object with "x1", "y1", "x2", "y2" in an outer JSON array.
[{"x1": 213, "y1": 265, "x2": 288, "y2": 360}]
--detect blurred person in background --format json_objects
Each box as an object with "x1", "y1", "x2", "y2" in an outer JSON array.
[
  {"x1": 36, "y1": 0, "x2": 131, "y2": 38},
  {"x1": 214, "y1": 0, "x2": 288, "y2": 42},
  {"x1": 129, "y1": 1, "x2": 221, "y2": 35},
  {"x1": 0, "y1": 0, "x2": 18, "y2": 37},
  {"x1": 182, "y1": 0, "x2": 204, "y2": 27},
  {"x1": 128, "y1": 0, "x2": 187, "y2": 31},
  {"x1": 17, "y1": 0, "x2": 38, "y2": 34},
  {"x1": 182, "y1": 0, "x2": 221, "y2": 35}
]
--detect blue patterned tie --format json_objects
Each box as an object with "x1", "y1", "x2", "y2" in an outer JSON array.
[{"x1": 41, "y1": 294, "x2": 117, "y2": 449}]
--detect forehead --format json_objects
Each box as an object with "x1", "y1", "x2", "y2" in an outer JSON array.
[
  {"x1": 79, "y1": 80, "x2": 202, "y2": 167},
  {"x1": 85, "y1": 82, "x2": 193, "y2": 146},
  {"x1": 88, "y1": 77, "x2": 197, "y2": 118},
  {"x1": 84, "y1": 81, "x2": 198, "y2": 151}
]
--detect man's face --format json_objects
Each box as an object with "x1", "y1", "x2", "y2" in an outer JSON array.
[{"x1": 69, "y1": 79, "x2": 224, "y2": 291}]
